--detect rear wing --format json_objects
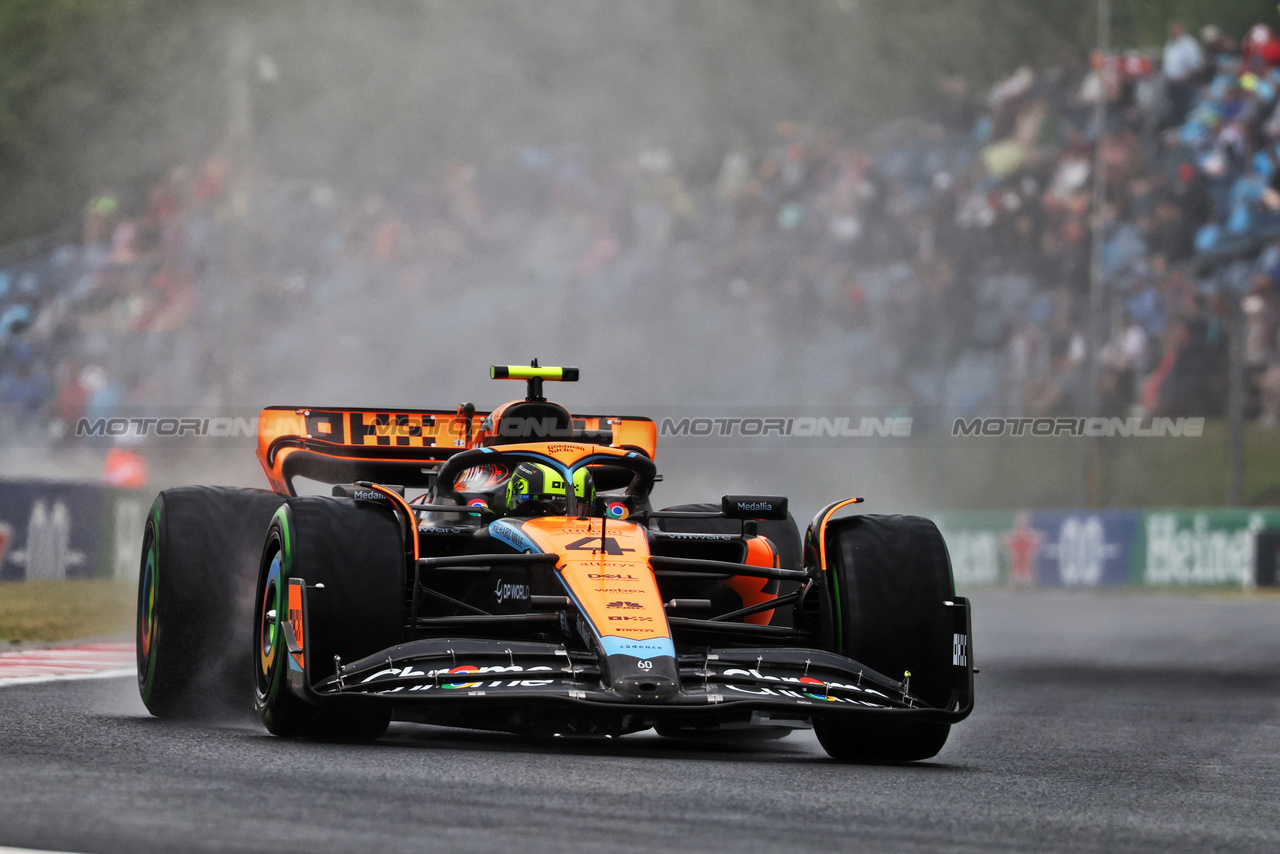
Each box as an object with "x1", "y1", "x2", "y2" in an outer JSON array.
[{"x1": 256, "y1": 406, "x2": 657, "y2": 495}]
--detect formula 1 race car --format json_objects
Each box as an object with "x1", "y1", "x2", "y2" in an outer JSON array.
[{"x1": 136, "y1": 364, "x2": 973, "y2": 761}]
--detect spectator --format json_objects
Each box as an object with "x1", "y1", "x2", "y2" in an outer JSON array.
[
  {"x1": 1241, "y1": 23, "x2": 1280, "y2": 72},
  {"x1": 14, "y1": 10, "x2": 1280, "y2": 444},
  {"x1": 0, "y1": 342, "x2": 50, "y2": 429},
  {"x1": 1100, "y1": 311, "x2": 1148, "y2": 416},
  {"x1": 1163, "y1": 21, "x2": 1205, "y2": 127}
]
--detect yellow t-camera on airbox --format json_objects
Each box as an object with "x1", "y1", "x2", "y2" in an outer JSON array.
[{"x1": 490, "y1": 362, "x2": 579, "y2": 401}]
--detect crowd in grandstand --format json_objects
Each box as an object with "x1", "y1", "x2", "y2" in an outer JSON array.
[{"x1": 4, "y1": 14, "x2": 1280, "y2": 452}]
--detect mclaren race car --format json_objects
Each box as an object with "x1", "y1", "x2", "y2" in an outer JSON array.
[{"x1": 136, "y1": 364, "x2": 973, "y2": 761}]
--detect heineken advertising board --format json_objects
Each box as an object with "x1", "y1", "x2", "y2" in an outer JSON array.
[
  {"x1": 1136, "y1": 510, "x2": 1276, "y2": 586},
  {"x1": 933, "y1": 508, "x2": 1280, "y2": 588}
]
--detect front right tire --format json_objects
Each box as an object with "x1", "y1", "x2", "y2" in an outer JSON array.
[{"x1": 137, "y1": 487, "x2": 287, "y2": 719}]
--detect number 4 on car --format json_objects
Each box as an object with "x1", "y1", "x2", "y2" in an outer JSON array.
[{"x1": 135, "y1": 363, "x2": 974, "y2": 761}]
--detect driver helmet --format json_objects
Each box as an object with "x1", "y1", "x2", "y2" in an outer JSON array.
[{"x1": 503, "y1": 462, "x2": 595, "y2": 517}]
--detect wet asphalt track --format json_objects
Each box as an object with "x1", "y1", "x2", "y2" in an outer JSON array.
[{"x1": 1, "y1": 590, "x2": 1278, "y2": 854}]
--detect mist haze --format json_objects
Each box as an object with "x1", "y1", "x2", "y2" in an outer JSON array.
[
  {"x1": 3, "y1": 0, "x2": 1277, "y2": 517},
  {"x1": 7, "y1": 1, "x2": 950, "y2": 515}
]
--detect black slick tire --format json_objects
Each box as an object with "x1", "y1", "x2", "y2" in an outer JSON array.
[
  {"x1": 136, "y1": 487, "x2": 287, "y2": 719},
  {"x1": 253, "y1": 496, "x2": 404, "y2": 741},
  {"x1": 814, "y1": 513, "x2": 955, "y2": 762}
]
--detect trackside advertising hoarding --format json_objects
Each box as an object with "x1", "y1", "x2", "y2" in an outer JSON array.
[
  {"x1": 933, "y1": 512, "x2": 1016, "y2": 588},
  {"x1": 0, "y1": 479, "x2": 147, "y2": 582},
  {"x1": 934, "y1": 508, "x2": 1280, "y2": 588},
  {"x1": 1, "y1": 477, "x2": 1275, "y2": 588}
]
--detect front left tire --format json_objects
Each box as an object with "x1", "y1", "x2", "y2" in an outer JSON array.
[
  {"x1": 812, "y1": 513, "x2": 957, "y2": 762},
  {"x1": 253, "y1": 497, "x2": 405, "y2": 741}
]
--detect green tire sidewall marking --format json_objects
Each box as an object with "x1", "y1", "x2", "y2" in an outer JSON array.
[
  {"x1": 829, "y1": 528, "x2": 845, "y2": 655},
  {"x1": 814, "y1": 518, "x2": 845, "y2": 655},
  {"x1": 139, "y1": 502, "x2": 163, "y2": 702},
  {"x1": 276, "y1": 506, "x2": 292, "y2": 576},
  {"x1": 260, "y1": 505, "x2": 293, "y2": 707}
]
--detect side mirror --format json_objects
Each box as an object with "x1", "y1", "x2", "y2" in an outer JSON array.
[{"x1": 721, "y1": 494, "x2": 788, "y2": 521}]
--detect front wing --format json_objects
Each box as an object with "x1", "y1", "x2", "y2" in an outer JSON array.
[{"x1": 281, "y1": 579, "x2": 974, "y2": 727}]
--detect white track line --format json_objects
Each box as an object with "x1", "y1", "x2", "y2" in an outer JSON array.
[
  {"x1": 0, "y1": 847, "x2": 91, "y2": 854},
  {"x1": 0, "y1": 643, "x2": 135, "y2": 688}
]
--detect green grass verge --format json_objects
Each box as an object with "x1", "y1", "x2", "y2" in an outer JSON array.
[{"x1": 0, "y1": 580, "x2": 135, "y2": 644}]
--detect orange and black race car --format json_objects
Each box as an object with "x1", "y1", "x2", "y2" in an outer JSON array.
[{"x1": 136, "y1": 364, "x2": 973, "y2": 761}]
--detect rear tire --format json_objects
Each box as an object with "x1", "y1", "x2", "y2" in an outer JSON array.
[
  {"x1": 136, "y1": 487, "x2": 287, "y2": 719},
  {"x1": 814, "y1": 514, "x2": 955, "y2": 762},
  {"x1": 253, "y1": 497, "x2": 404, "y2": 741}
]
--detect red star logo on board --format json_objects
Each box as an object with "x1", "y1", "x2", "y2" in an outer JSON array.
[{"x1": 1003, "y1": 513, "x2": 1041, "y2": 586}]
